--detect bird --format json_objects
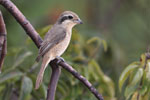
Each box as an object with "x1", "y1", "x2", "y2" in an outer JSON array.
[{"x1": 35, "y1": 11, "x2": 83, "y2": 89}]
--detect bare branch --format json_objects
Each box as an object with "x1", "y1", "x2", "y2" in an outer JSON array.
[
  {"x1": 58, "y1": 60, "x2": 104, "y2": 100},
  {"x1": 0, "y1": 0, "x2": 42, "y2": 48},
  {"x1": 0, "y1": 11, "x2": 7, "y2": 72},
  {"x1": 47, "y1": 60, "x2": 61, "y2": 100},
  {"x1": 0, "y1": 0, "x2": 104, "y2": 100}
]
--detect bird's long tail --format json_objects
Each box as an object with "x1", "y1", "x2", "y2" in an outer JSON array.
[{"x1": 35, "y1": 55, "x2": 52, "y2": 89}]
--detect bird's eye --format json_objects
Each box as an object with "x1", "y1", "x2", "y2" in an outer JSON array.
[{"x1": 68, "y1": 15, "x2": 73, "y2": 19}]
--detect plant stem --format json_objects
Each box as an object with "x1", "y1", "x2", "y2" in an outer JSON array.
[{"x1": 0, "y1": 11, "x2": 7, "y2": 72}]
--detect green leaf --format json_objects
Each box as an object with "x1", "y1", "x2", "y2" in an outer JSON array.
[
  {"x1": 0, "y1": 69, "x2": 23, "y2": 83},
  {"x1": 131, "y1": 91, "x2": 138, "y2": 100},
  {"x1": 88, "y1": 59, "x2": 104, "y2": 80},
  {"x1": 130, "y1": 68, "x2": 143, "y2": 85},
  {"x1": 2, "y1": 84, "x2": 13, "y2": 100},
  {"x1": 119, "y1": 62, "x2": 140, "y2": 91},
  {"x1": 19, "y1": 76, "x2": 33, "y2": 100},
  {"x1": 86, "y1": 37, "x2": 107, "y2": 52},
  {"x1": 89, "y1": 60, "x2": 115, "y2": 97},
  {"x1": 29, "y1": 75, "x2": 46, "y2": 99},
  {"x1": 102, "y1": 40, "x2": 107, "y2": 52},
  {"x1": 12, "y1": 51, "x2": 32, "y2": 68},
  {"x1": 139, "y1": 85, "x2": 147, "y2": 96},
  {"x1": 124, "y1": 68, "x2": 143, "y2": 99},
  {"x1": 86, "y1": 37, "x2": 101, "y2": 44},
  {"x1": 103, "y1": 75, "x2": 115, "y2": 97},
  {"x1": 40, "y1": 84, "x2": 47, "y2": 99},
  {"x1": 140, "y1": 54, "x2": 146, "y2": 67},
  {"x1": 124, "y1": 83, "x2": 139, "y2": 100},
  {"x1": 146, "y1": 60, "x2": 150, "y2": 82},
  {"x1": 73, "y1": 55, "x2": 86, "y2": 63},
  {"x1": 57, "y1": 80, "x2": 69, "y2": 97}
]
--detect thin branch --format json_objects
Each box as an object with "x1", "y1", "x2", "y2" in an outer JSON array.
[
  {"x1": 47, "y1": 60, "x2": 61, "y2": 100},
  {"x1": 58, "y1": 60, "x2": 104, "y2": 100},
  {"x1": 0, "y1": 11, "x2": 7, "y2": 72},
  {"x1": 0, "y1": 0, "x2": 104, "y2": 100},
  {"x1": 0, "y1": 0, "x2": 42, "y2": 48}
]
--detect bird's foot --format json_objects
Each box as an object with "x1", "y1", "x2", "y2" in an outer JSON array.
[{"x1": 56, "y1": 56, "x2": 65, "y2": 64}]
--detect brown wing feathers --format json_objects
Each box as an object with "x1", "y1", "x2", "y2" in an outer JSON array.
[{"x1": 36, "y1": 27, "x2": 66, "y2": 62}]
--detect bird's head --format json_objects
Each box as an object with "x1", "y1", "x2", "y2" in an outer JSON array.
[{"x1": 57, "y1": 11, "x2": 83, "y2": 28}]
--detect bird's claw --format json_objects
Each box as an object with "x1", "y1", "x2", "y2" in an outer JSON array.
[{"x1": 56, "y1": 56, "x2": 65, "y2": 64}]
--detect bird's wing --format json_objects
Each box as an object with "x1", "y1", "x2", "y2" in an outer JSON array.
[{"x1": 36, "y1": 26, "x2": 66, "y2": 62}]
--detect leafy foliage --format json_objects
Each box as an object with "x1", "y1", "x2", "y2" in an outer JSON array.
[
  {"x1": 0, "y1": 26, "x2": 116, "y2": 100},
  {"x1": 1, "y1": 0, "x2": 149, "y2": 99},
  {"x1": 119, "y1": 53, "x2": 150, "y2": 100}
]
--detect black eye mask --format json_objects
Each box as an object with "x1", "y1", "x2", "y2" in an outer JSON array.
[
  {"x1": 60, "y1": 15, "x2": 73, "y2": 23},
  {"x1": 68, "y1": 15, "x2": 73, "y2": 19}
]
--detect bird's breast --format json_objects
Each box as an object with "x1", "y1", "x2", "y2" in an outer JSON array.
[{"x1": 51, "y1": 31, "x2": 71, "y2": 57}]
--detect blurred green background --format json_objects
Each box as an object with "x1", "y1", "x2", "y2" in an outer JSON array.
[{"x1": 0, "y1": 0, "x2": 150, "y2": 100}]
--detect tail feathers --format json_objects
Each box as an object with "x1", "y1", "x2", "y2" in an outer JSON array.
[
  {"x1": 35, "y1": 70, "x2": 44, "y2": 89},
  {"x1": 35, "y1": 56, "x2": 51, "y2": 89}
]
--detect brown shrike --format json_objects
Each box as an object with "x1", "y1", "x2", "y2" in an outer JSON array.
[{"x1": 35, "y1": 11, "x2": 82, "y2": 89}]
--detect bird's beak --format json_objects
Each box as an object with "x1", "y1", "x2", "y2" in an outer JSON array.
[{"x1": 74, "y1": 19, "x2": 83, "y2": 24}]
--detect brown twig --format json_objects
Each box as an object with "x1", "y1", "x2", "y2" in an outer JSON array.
[
  {"x1": 47, "y1": 60, "x2": 61, "y2": 100},
  {"x1": 0, "y1": 0, "x2": 42, "y2": 48},
  {"x1": 0, "y1": 0, "x2": 104, "y2": 100},
  {"x1": 58, "y1": 61, "x2": 104, "y2": 100},
  {"x1": 0, "y1": 11, "x2": 7, "y2": 72}
]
